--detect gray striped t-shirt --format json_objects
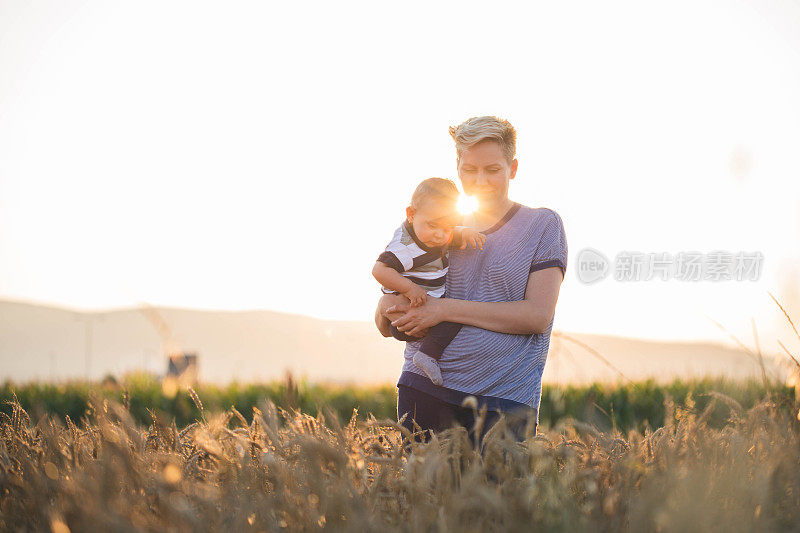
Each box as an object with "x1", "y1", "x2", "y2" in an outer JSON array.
[{"x1": 397, "y1": 203, "x2": 568, "y2": 412}]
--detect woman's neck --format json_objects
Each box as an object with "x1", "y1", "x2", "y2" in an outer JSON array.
[{"x1": 469, "y1": 198, "x2": 515, "y2": 232}]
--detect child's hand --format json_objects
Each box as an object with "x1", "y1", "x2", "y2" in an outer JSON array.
[
  {"x1": 459, "y1": 228, "x2": 486, "y2": 250},
  {"x1": 402, "y1": 284, "x2": 428, "y2": 307}
]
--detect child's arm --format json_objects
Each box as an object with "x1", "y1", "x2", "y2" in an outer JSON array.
[
  {"x1": 452, "y1": 226, "x2": 486, "y2": 250},
  {"x1": 372, "y1": 262, "x2": 428, "y2": 307}
]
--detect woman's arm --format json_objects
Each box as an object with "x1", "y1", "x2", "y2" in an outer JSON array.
[{"x1": 388, "y1": 266, "x2": 564, "y2": 337}]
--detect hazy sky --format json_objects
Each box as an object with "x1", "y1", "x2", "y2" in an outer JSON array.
[{"x1": 1, "y1": 0, "x2": 799, "y2": 348}]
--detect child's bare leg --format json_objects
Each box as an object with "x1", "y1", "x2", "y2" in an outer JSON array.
[
  {"x1": 375, "y1": 305, "x2": 393, "y2": 337},
  {"x1": 376, "y1": 293, "x2": 424, "y2": 342},
  {"x1": 375, "y1": 294, "x2": 406, "y2": 337},
  {"x1": 377, "y1": 315, "x2": 391, "y2": 334},
  {"x1": 380, "y1": 293, "x2": 410, "y2": 320}
]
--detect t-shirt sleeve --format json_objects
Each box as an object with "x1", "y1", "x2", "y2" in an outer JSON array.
[
  {"x1": 530, "y1": 210, "x2": 568, "y2": 279},
  {"x1": 377, "y1": 225, "x2": 414, "y2": 272}
]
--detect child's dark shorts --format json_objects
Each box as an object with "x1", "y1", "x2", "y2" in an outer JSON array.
[{"x1": 389, "y1": 323, "x2": 421, "y2": 342}]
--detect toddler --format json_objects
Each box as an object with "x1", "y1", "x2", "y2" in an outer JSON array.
[{"x1": 373, "y1": 178, "x2": 485, "y2": 385}]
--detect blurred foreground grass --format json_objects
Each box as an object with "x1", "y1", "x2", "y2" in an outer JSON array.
[{"x1": 2, "y1": 376, "x2": 799, "y2": 531}]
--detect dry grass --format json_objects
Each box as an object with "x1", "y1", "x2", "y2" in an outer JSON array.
[
  {"x1": 4, "y1": 296, "x2": 800, "y2": 531},
  {"x1": 1, "y1": 387, "x2": 799, "y2": 532}
]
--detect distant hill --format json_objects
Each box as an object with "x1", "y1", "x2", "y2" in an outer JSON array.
[{"x1": 0, "y1": 299, "x2": 789, "y2": 385}]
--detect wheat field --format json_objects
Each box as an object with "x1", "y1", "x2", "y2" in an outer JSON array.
[
  {"x1": 3, "y1": 297, "x2": 799, "y2": 531},
  {"x1": 1, "y1": 383, "x2": 799, "y2": 532}
]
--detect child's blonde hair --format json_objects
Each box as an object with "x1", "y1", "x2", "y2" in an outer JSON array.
[
  {"x1": 410, "y1": 178, "x2": 459, "y2": 210},
  {"x1": 449, "y1": 115, "x2": 517, "y2": 163}
]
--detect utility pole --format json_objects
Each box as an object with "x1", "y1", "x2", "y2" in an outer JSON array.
[
  {"x1": 85, "y1": 317, "x2": 92, "y2": 378},
  {"x1": 74, "y1": 313, "x2": 104, "y2": 381}
]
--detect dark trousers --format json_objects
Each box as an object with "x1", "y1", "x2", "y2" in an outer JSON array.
[
  {"x1": 389, "y1": 321, "x2": 463, "y2": 359},
  {"x1": 397, "y1": 385, "x2": 537, "y2": 448}
]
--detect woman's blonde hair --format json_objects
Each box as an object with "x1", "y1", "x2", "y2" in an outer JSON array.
[{"x1": 449, "y1": 115, "x2": 517, "y2": 163}]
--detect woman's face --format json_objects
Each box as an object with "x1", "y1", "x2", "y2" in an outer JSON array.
[{"x1": 456, "y1": 140, "x2": 518, "y2": 210}]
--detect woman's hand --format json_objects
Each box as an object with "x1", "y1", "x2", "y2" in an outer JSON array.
[
  {"x1": 376, "y1": 293, "x2": 428, "y2": 338},
  {"x1": 388, "y1": 297, "x2": 446, "y2": 337}
]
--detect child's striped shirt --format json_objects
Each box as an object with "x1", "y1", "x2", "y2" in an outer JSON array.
[{"x1": 377, "y1": 221, "x2": 450, "y2": 298}]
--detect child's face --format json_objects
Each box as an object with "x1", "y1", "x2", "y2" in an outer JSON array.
[{"x1": 406, "y1": 199, "x2": 459, "y2": 249}]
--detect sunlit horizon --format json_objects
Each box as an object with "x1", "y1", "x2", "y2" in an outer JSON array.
[{"x1": 1, "y1": 1, "x2": 799, "y2": 349}]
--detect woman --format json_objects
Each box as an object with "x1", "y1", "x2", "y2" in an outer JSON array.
[{"x1": 375, "y1": 116, "x2": 568, "y2": 443}]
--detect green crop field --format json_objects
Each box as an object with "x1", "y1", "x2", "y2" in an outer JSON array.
[{"x1": 1, "y1": 374, "x2": 793, "y2": 431}]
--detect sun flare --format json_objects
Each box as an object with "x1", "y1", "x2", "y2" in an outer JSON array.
[{"x1": 457, "y1": 195, "x2": 479, "y2": 214}]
